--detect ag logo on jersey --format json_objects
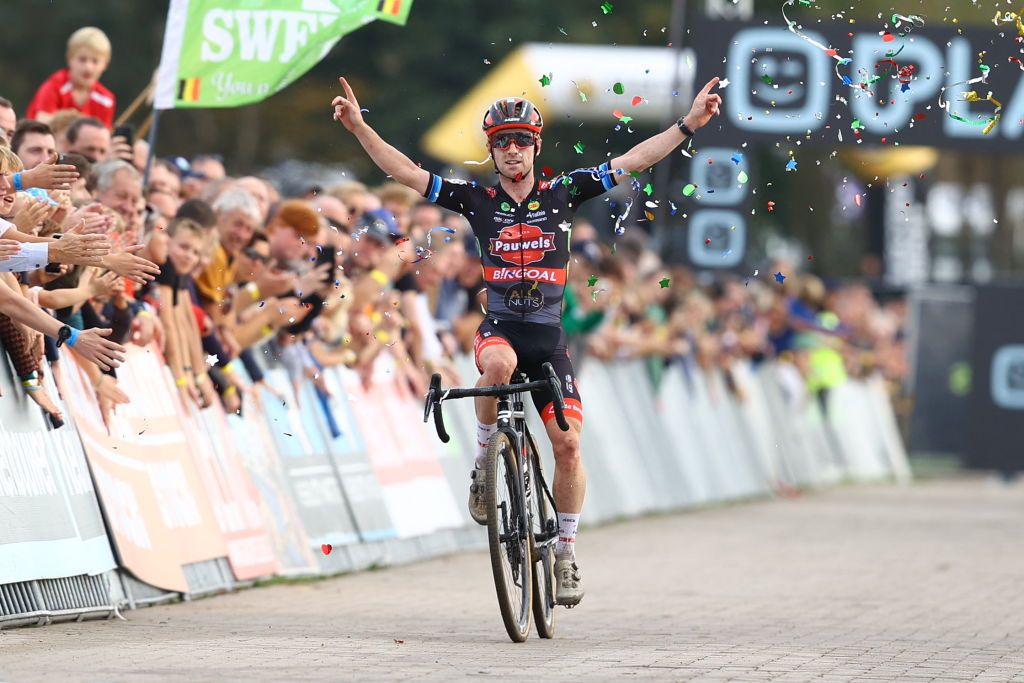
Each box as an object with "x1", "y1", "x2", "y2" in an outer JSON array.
[
  {"x1": 503, "y1": 281, "x2": 545, "y2": 313},
  {"x1": 489, "y1": 223, "x2": 556, "y2": 266}
]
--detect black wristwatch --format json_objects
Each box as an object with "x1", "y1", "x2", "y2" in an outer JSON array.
[
  {"x1": 676, "y1": 117, "x2": 696, "y2": 138},
  {"x1": 55, "y1": 324, "x2": 73, "y2": 348}
]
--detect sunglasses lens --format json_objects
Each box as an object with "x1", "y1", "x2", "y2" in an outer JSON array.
[{"x1": 492, "y1": 132, "x2": 535, "y2": 149}]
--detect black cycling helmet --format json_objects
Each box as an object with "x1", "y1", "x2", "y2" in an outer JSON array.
[{"x1": 482, "y1": 97, "x2": 544, "y2": 136}]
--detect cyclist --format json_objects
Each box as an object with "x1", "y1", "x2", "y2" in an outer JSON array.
[{"x1": 331, "y1": 75, "x2": 722, "y2": 606}]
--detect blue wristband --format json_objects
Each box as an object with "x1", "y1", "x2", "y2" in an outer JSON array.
[
  {"x1": 66, "y1": 327, "x2": 80, "y2": 348},
  {"x1": 12, "y1": 172, "x2": 23, "y2": 192}
]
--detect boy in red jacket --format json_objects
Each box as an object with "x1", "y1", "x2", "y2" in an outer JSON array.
[{"x1": 27, "y1": 27, "x2": 116, "y2": 128}]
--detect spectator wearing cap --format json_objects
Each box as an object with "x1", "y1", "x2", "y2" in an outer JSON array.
[
  {"x1": 178, "y1": 155, "x2": 218, "y2": 200},
  {"x1": 27, "y1": 27, "x2": 116, "y2": 128},
  {"x1": 65, "y1": 117, "x2": 109, "y2": 163},
  {"x1": 0, "y1": 97, "x2": 16, "y2": 144}
]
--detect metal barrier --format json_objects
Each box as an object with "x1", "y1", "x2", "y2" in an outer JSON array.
[{"x1": 0, "y1": 344, "x2": 910, "y2": 628}]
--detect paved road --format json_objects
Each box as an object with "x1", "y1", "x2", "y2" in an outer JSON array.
[{"x1": 3, "y1": 478, "x2": 1023, "y2": 682}]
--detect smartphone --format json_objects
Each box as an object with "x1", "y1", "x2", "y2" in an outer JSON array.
[
  {"x1": 45, "y1": 263, "x2": 62, "y2": 274},
  {"x1": 314, "y1": 245, "x2": 336, "y2": 285},
  {"x1": 113, "y1": 125, "x2": 134, "y2": 147}
]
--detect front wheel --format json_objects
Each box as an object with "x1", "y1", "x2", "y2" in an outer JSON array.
[
  {"x1": 485, "y1": 430, "x2": 532, "y2": 642},
  {"x1": 527, "y1": 433, "x2": 557, "y2": 639}
]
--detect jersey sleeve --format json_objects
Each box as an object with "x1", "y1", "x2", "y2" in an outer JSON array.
[
  {"x1": 563, "y1": 161, "x2": 617, "y2": 204},
  {"x1": 423, "y1": 173, "x2": 481, "y2": 216}
]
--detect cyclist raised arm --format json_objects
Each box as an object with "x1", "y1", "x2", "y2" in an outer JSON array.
[
  {"x1": 331, "y1": 77, "x2": 430, "y2": 196},
  {"x1": 607, "y1": 76, "x2": 722, "y2": 178}
]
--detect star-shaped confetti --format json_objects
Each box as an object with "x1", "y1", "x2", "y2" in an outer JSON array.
[
  {"x1": 587, "y1": 274, "x2": 598, "y2": 287},
  {"x1": 731, "y1": 152, "x2": 744, "y2": 165},
  {"x1": 786, "y1": 158, "x2": 798, "y2": 172},
  {"x1": 579, "y1": 91, "x2": 588, "y2": 102},
  {"x1": 659, "y1": 278, "x2": 671, "y2": 289},
  {"x1": 573, "y1": 141, "x2": 585, "y2": 154},
  {"x1": 718, "y1": 78, "x2": 730, "y2": 88},
  {"x1": 539, "y1": 74, "x2": 551, "y2": 87},
  {"x1": 774, "y1": 272, "x2": 786, "y2": 284},
  {"x1": 761, "y1": 74, "x2": 774, "y2": 85},
  {"x1": 643, "y1": 183, "x2": 654, "y2": 196},
  {"x1": 600, "y1": 2, "x2": 614, "y2": 15},
  {"x1": 205, "y1": 354, "x2": 219, "y2": 367}
]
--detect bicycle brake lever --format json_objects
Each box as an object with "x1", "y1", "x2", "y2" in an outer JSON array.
[{"x1": 541, "y1": 362, "x2": 570, "y2": 432}]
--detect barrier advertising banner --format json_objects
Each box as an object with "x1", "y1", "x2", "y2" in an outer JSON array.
[
  {"x1": 182, "y1": 406, "x2": 279, "y2": 580},
  {"x1": 60, "y1": 346, "x2": 227, "y2": 593},
  {"x1": 340, "y1": 357, "x2": 462, "y2": 538},
  {"x1": 0, "y1": 361, "x2": 116, "y2": 584},
  {"x1": 257, "y1": 368, "x2": 361, "y2": 560}
]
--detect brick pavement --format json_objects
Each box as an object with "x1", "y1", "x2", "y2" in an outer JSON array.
[{"x1": 2, "y1": 477, "x2": 1023, "y2": 682}]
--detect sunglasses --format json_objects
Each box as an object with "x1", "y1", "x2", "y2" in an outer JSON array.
[
  {"x1": 490, "y1": 131, "x2": 537, "y2": 150},
  {"x1": 242, "y1": 246, "x2": 270, "y2": 264}
]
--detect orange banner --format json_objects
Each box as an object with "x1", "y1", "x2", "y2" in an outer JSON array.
[{"x1": 60, "y1": 345, "x2": 228, "y2": 593}]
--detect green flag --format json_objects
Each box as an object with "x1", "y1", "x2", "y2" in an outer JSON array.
[{"x1": 154, "y1": 0, "x2": 413, "y2": 110}]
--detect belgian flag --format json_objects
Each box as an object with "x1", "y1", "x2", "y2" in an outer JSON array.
[
  {"x1": 177, "y1": 77, "x2": 201, "y2": 103},
  {"x1": 377, "y1": 0, "x2": 401, "y2": 15}
]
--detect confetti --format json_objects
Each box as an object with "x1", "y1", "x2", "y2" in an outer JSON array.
[
  {"x1": 587, "y1": 275, "x2": 598, "y2": 287},
  {"x1": 573, "y1": 141, "x2": 585, "y2": 154},
  {"x1": 767, "y1": 200, "x2": 776, "y2": 212},
  {"x1": 774, "y1": 272, "x2": 786, "y2": 284},
  {"x1": 659, "y1": 278, "x2": 671, "y2": 289},
  {"x1": 613, "y1": 82, "x2": 624, "y2": 95},
  {"x1": 785, "y1": 159, "x2": 798, "y2": 172},
  {"x1": 321, "y1": 544, "x2": 333, "y2": 555},
  {"x1": 643, "y1": 183, "x2": 654, "y2": 196},
  {"x1": 600, "y1": 1, "x2": 613, "y2": 15},
  {"x1": 737, "y1": 171, "x2": 749, "y2": 184},
  {"x1": 631, "y1": 95, "x2": 643, "y2": 106},
  {"x1": 682, "y1": 183, "x2": 697, "y2": 197},
  {"x1": 539, "y1": 74, "x2": 552, "y2": 87},
  {"x1": 731, "y1": 152, "x2": 744, "y2": 165},
  {"x1": 205, "y1": 354, "x2": 218, "y2": 367}
]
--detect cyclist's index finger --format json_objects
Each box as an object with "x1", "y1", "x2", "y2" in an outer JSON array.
[
  {"x1": 339, "y1": 76, "x2": 357, "y2": 101},
  {"x1": 700, "y1": 76, "x2": 721, "y2": 95}
]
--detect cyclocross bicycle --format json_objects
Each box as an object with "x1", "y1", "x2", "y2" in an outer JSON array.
[{"x1": 423, "y1": 362, "x2": 569, "y2": 642}]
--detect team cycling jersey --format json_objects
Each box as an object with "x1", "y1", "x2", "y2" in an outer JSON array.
[{"x1": 424, "y1": 162, "x2": 616, "y2": 327}]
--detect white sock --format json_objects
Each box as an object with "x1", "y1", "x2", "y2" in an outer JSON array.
[
  {"x1": 555, "y1": 512, "x2": 580, "y2": 560},
  {"x1": 475, "y1": 422, "x2": 496, "y2": 468}
]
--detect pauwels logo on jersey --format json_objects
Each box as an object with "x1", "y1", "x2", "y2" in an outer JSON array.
[{"x1": 489, "y1": 223, "x2": 556, "y2": 266}]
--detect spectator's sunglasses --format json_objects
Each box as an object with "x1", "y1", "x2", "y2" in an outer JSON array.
[
  {"x1": 242, "y1": 246, "x2": 270, "y2": 264},
  {"x1": 489, "y1": 131, "x2": 537, "y2": 150}
]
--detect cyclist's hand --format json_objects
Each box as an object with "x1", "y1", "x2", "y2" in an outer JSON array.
[{"x1": 332, "y1": 77, "x2": 365, "y2": 132}]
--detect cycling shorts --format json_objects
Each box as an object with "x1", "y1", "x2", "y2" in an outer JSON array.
[{"x1": 473, "y1": 317, "x2": 583, "y2": 426}]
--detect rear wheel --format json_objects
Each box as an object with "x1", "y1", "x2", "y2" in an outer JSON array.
[
  {"x1": 485, "y1": 430, "x2": 532, "y2": 642},
  {"x1": 526, "y1": 433, "x2": 557, "y2": 639}
]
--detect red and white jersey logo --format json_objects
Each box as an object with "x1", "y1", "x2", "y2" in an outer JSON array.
[
  {"x1": 483, "y1": 266, "x2": 566, "y2": 284},
  {"x1": 489, "y1": 223, "x2": 556, "y2": 266}
]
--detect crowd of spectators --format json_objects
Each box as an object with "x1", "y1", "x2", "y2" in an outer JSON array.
[{"x1": 0, "y1": 26, "x2": 909, "y2": 432}]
